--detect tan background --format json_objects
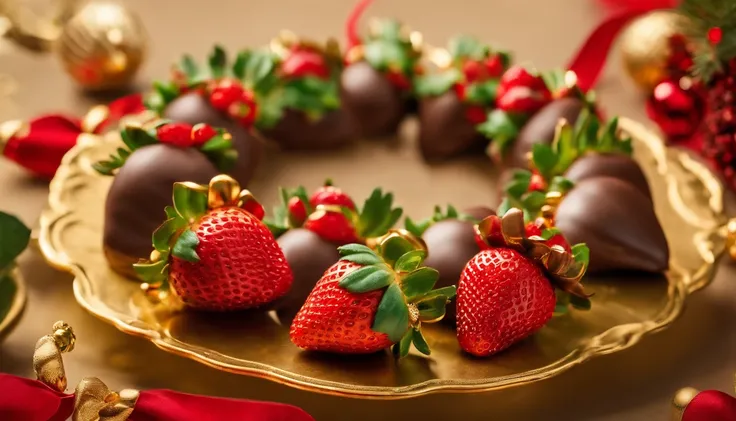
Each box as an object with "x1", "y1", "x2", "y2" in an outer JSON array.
[{"x1": 1, "y1": 0, "x2": 736, "y2": 420}]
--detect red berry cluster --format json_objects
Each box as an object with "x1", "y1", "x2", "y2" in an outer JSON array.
[
  {"x1": 280, "y1": 46, "x2": 331, "y2": 80},
  {"x1": 453, "y1": 54, "x2": 508, "y2": 124},
  {"x1": 156, "y1": 122, "x2": 219, "y2": 148},
  {"x1": 288, "y1": 183, "x2": 360, "y2": 244},
  {"x1": 495, "y1": 65, "x2": 552, "y2": 115},
  {"x1": 208, "y1": 79, "x2": 259, "y2": 127}
]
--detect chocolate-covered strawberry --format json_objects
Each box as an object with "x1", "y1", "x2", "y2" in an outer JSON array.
[
  {"x1": 290, "y1": 231, "x2": 455, "y2": 357},
  {"x1": 145, "y1": 46, "x2": 266, "y2": 185},
  {"x1": 415, "y1": 35, "x2": 512, "y2": 160},
  {"x1": 342, "y1": 8, "x2": 421, "y2": 137},
  {"x1": 497, "y1": 113, "x2": 668, "y2": 273},
  {"x1": 258, "y1": 32, "x2": 353, "y2": 150},
  {"x1": 456, "y1": 208, "x2": 590, "y2": 357},
  {"x1": 405, "y1": 205, "x2": 495, "y2": 324},
  {"x1": 134, "y1": 175, "x2": 293, "y2": 311},
  {"x1": 95, "y1": 121, "x2": 241, "y2": 278},
  {"x1": 496, "y1": 71, "x2": 597, "y2": 169}
]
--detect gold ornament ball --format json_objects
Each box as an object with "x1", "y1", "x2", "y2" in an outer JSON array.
[
  {"x1": 56, "y1": 1, "x2": 147, "y2": 91},
  {"x1": 618, "y1": 10, "x2": 691, "y2": 93}
]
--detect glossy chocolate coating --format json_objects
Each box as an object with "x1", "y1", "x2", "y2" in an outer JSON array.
[
  {"x1": 423, "y1": 207, "x2": 495, "y2": 324},
  {"x1": 260, "y1": 108, "x2": 354, "y2": 150},
  {"x1": 103, "y1": 144, "x2": 220, "y2": 274},
  {"x1": 341, "y1": 61, "x2": 406, "y2": 137},
  {"x1": 565, "y1": 153, "x2": 652, "y2": 199},
  {"x1": 555, "y1": 177, "x2": 669, "y2": 273},
  {"x1": 164, "y1": 92, "x2": 262, "y2": 186},
  {"x1": 507, "y1": 97, "x2": 585, "y2": 169},
  {"x1": 418, "y1": 91, "x2": 487, "y2": 161},
  {"x1": 274, "y1": 228, "x2": 340, "y2": 323}
]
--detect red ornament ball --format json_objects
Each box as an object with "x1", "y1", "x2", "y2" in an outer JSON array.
[
  {"x1": 646, "y1": 79, "x2": 703, "y2": 140},
  {"x1": 707, "y1": 27, "x2": 723, "y2": 45}
]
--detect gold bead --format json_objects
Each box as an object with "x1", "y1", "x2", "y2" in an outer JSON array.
[
  {"x1": 618, "y1": 10, "x2": 691, "y2": 93},
  {"x1": 56, "y1": 1, "x2": 147, "y2": 91},
  {"x1": 545, "y1": 191, "x2": 563, "y2": 208},
  {"x1": 672, "y1": 387, "x2": 699, "y2": 420},
  {"x1": 51, "y1": 320, "x2": 76, "y2": 353}
]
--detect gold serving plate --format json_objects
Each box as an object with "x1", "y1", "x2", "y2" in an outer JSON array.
[
  {"x1": 38, "y1": 118, "x2": 727, "y2": 398},
  {"x1": 0, "y1": 268, "x2": 27, "y2": 343}
]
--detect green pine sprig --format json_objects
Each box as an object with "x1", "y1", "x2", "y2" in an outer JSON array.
[
  {"x1": 678, "y1": 1, "x2": 736, "y2": 82},
  {"x1": 336, "y1": 237, "x2": 456, "y2": 358},
  {"x1": 404, "y1": 205, "x2": 477, "y2": 237},
  {"x1": 92, "y1": 122, "x2": 237, "y2": 176}
]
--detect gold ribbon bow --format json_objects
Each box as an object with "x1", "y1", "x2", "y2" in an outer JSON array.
[
  {"x1": 475, "y1": 208, "x2": 589, "y2": 298},
  {"x1": 33, "y1": 321, "x2": 139, "y2": 421}
]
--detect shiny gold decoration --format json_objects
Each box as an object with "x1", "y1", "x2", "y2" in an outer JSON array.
[
  {"x1": 0, "y1": 118, "x2": 28, "y2": 154},
  {"x1": 56, "y1": 1, "x2": 146, "y2": 91},
  {"x1": 0, "y1": 267, "x2": 27, "y2": 343},
  {"x1": 671, "y1": 387, "x2": 700, "y2": 421},
  {"x1": 33, "y1": 320, "x2": 75, "y2": 391},
  {"x1": 73, "y1": 377, "x2": 139, "y2": 421},
  {"x1": 475, "y1": 208, "x2": 587, "y2": 297},
  {"x1": 726, "y1": 218, "x2": 736, "y2": 260},
  {"x1": 30, "y1": 322, "x2": 138, "y2": 420},
  {"x1": 0, "y1": 0, "x2": 78, "y2": 52},
  {"x1": 365, "y1": 228, "x2": 428, "y2": 255},
  {"x1": 269, "y1": 30, "x2": 342, "y2": 67},
  {"x1": 38, "y1": 118, "x2": 727, "y2": 398},
  {"x1": 619, "y1": 10, "x2": 692, "y2": 92}
]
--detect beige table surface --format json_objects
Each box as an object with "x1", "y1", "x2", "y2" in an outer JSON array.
[{"x1": 1, "y1": 1, "x2": 736, "y2": 420}]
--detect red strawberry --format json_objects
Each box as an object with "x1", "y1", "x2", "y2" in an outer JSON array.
[
  {"x1": 309, "y1": 180, "x2": 357, "y2": 210},
  {"x1": 465, "y1": 105, "x2": 488, "y2": 125},
  {"x1": 209, "y1": 79, "x2": 245, "y2": 111},
  {"x1": 528, "y1": 171, "x2": 546, "y2": 192},
  {"x1": 156, "y1": 123, "x2": 194, "y2": 147},
  {"x1": 290, "y1": 233, "x2": 456, "y2": 356},
  {"x1": 281, "y1": 48, "x2": 330, "y2": 79},
  {"x1": 227, "y1": 90, "x2": 258, "y2": 128},
  {"x1": 134, "y1": 175, "x2": 293, "y2": 311},
  {"x1": 287, "y1": 197, "x2": 308, "y2": 226},
  {"x1": 496, "y1": 86, "x2": 551, "y2": 114},
  {"x1": 462, "y1": 60, "x2": 485, "y2": 83},
  {"x1": 497, "y1": 65, "x2": 547, "y2": 97},
  {"x1": 303, "y1": 187, "x2": 402, "y2": 245},
  {"x1": 191, "y1": 123, "x2": 217, "y2": 146},
  {"x1": 456, "y1": 208, "x2": 590, "y2": 357},
  {"x1": 484, "y1": 54, "x2": 505, "y2": 78}
]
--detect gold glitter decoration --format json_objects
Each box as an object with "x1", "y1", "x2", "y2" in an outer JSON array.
[{"x1": 619, "y1": 10, "x2": 692, "y2": 92}]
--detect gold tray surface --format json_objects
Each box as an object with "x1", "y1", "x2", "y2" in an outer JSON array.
[
  {"x1": 38, "y1": 118, "x2": 727, "y2": 398},
  {"x1": 0, "y1": 268, "x2": 27, "y2": 343}
]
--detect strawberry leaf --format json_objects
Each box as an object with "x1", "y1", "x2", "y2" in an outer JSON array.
[
  {"x1": 521, "y1": 191, "x2": 546, "y2": 214},
  {"x1": 465, "y1": 79, "x2": 499, "y2": 105},
  {"x1": 0, "y1": 212, "x2": 30, "y2": 270},
  {"x1": 164, "y1": 206, "x2": 178, "y2": 220},
  {"x1": 571, "y1": 243, "x2": 590, "y2": 266},
  {"x1": 133, "y1": 260, "x2": 167, "y2": 283},
  {"x1": 392, "y1": 329, "x2": 413, "y2": 358},
  {"x1": 447, "y1": 35, "x2": 490, "y2": 61},
  {"x1": 400, "y1": 267, "x2": 439, "y2": 299},
  {"x1": 412, "y1": 327, "x2": 431, "y2": 356},
  {"x1": 414, "y1": 71, "x2": 461, "y2": 97},
  {"x1": 378, "y1": 235, "x2": 415, "y2": 265},
  {"x1": 339, "y1": 265, "x2": 394, "y2": 293},
  {"x1": 232, "y1": 50, "x2": 250, "y2": 80},
  {"x1": 172, "y1": 183, "x2": 208, "y2": 222},
  {"x1": 179, "y1": 55, "x2": 200, "y2": 79},
  {"x1": 172, "y1": 229, "x2": 200, "y2": 262},
  {"x1": 416, "y1": 295, "x2": 448, "y2": 322},
  {"x1": 548, "y1": 176, "x2": 575, "y2": 194},
  {"x1": 531, "y1": 144, "x2": 558, "y2": 179},
  {"x1": 152, "y1": 217, "x2": 185, "y2": 253},
  {"x1": 341, "y1": 252, "x2": 382, "y2": 266},
  {"x1": 373, "y1": 283, "x2": 410, "y2": 343},
  {"x1": 338, "y1": 244, "x2": 374, "y2": 255},
  {"x1": 541, "y1": 227, "x2": 562, "y2": 240},
  {"x1": 402, "y1": 205, "x2": 467, "y2": 237},
  {"x1": 414, "y1": 285, "x2": 457, "y2": 302},
  {"x1": 394, "y1": 249, "x2": 426, "y2": 273},
  {"x1": 208, "y1": 45, "x2": 227, "y2": 78},
  {"x1": 358, "y1": 188, "x2": 403, "y2": 239},
  {"x1": 403, "y1": 216, "x2": 431, "y2": 237},
  {"x1": 200, "y1": 134, "x2": 232, "y2": 152}
]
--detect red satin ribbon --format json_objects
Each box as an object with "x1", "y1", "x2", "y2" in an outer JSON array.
[
  {"x1": 0, "y1": 374, "x2": 315, "y2": 421},
  {"x1": 565, "y1": 0, "x2": 677, "y2": 92},
  {"x1": 683, "y1": 390, "x2": 736, "y2": 421},
  {"x1": 345, "y1": 0, "x2": 374, "y2": 51},
  {"x1": 2, "y1": 93, "x2": 145, "y2": 179}
]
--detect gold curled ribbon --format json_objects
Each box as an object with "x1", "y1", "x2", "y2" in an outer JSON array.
[
  {"x1": 269, "y1": 30, "x2": 342, "y2": 65},
  {"x1": 32, "y1": 321, "x2": 139, "y2": 421},
  {"x1": 204, "y1": 174, "x2": 259, "y2": 210},
  {"x1": 366, "y1": 228, "x2": 428, "y2": 255},
  {"x1": 475, "y1": 208, "x2": 589, "y2": 298}
]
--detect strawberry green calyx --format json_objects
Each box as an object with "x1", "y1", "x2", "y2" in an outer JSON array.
[
  {"x1": 404, "y1": 205, "x2": 478, "y2": 237},
  {"x1": 133, "y1": 175, "x2": 265, "y2": 289},
  {"x1": 92, "y1": 121, "x2": 237, "y2": 176},
  {"x1": 352, "y1": 188, "x2": 403, "y2": 240},
  {"x1": 474, "y1": 208, "x2": 591, "y2": 310},
  {"x1": 531, "y1": 109, "x2": 632, "y2": 181},
  {"x1": 497, "y1": 169, "x2": 574, "y2": 222},
  {"x1": 350, "y1": 19, "x2": 421, "y2": 89},
  {"x1": 337, "y1": 230, "x2": 456, "y2": 358},
  {"x1": 264, "y1": 185, "x2": 312, "y2": 237}
]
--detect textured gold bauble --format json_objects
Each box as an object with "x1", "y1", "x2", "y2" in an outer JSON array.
[
  {"x1": 56, "y1": 1, "x2": 147, "y2": 91},
  {"x1": 618, "y1": 10, "x2": 691, "y2": 92}
]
